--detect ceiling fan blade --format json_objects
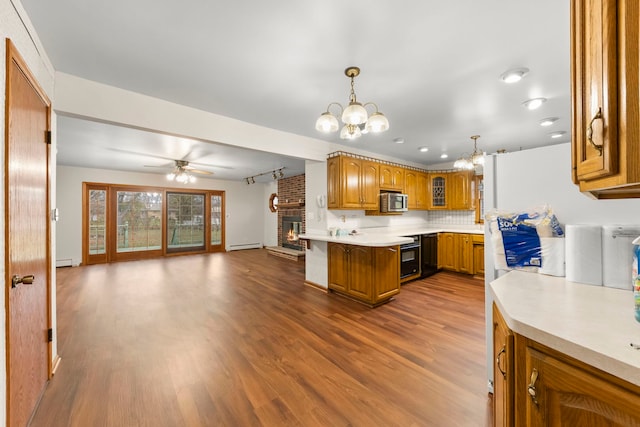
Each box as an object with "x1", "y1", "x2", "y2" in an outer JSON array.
[
  {"x1": 188, "y1": 169, "x2": 214, "y2": 175},
  {"x1": 189, "y1": 161, "x2": 234, "y2": 170}
]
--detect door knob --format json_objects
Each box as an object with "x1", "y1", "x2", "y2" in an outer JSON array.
[{"x1": 11, "y1": 274, "x2": 35, "y2": 288}]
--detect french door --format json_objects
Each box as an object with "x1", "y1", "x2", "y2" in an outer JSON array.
[{"x1": 83, "y1": 183, "x2": 225, "y2": 264}]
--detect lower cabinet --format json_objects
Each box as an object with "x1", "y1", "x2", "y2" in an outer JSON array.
[
  {"x1": 438, "y1": 232, "x2": 483, "y2": 275},
  {"x1": 328, "y1": 242, "x2": 400, "y2": 307},
  {"x1": 493, "y1": 303, "x2": 640, "y2": 426}
]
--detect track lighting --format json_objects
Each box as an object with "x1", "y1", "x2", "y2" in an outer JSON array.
[{"x1": 243, "y1": 167, "x2": 286, "y2": 184}]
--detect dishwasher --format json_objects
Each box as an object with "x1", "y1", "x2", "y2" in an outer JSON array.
[{"x1": 421, "y1": 233, "x2": 439, "y2": 277}]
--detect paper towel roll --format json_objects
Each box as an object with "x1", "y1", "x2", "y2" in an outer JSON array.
[
  {"x1": 540, "y1": 237, "x2": 565, "y2": 276},
  {"x1": 565, "y1": 225, "x2": 602, "y2": 286}
]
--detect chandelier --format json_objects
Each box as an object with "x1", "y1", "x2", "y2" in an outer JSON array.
[
  {"x1": 454, "y1": 135, "x2": 485, "y2": 170},
  {"x1": 166, "y1": 160, "x2": 196, "y2": 184},
  {"x1": 315, "y1": 66, "x2": 389, "y2": 140}
]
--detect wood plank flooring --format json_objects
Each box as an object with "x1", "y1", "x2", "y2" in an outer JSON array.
[{"x1": 30, "y1": 249, "x2": 491, "y2": 427}]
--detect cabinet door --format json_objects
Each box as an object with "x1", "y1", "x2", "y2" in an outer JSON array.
[
  {"x1": 360, "y1": 160, "x2": 379, "y2": 209},
  {"x1": 439, "y1": 233, "x2": 456, "y2": 270},
  {"x1": 327, "y1": 243, "x2": 349, "y2": 293},
  {"x1": 341, "y1": 157, "x2": 364, "y2": 208},
  {"x1": 405, "y1": 171, "x2": 418, "y2": 209},
  {"x1": 379, "y1": 164, "x2": 395, "y2": 190},
  {"x1": 415, "y1": 171, "x2": 429, "y2": 209},
  {"x1": 347, "y1": 245, "x2": 374, "y2": 301},
  {"x1": 571, "y1": 0, "x2": 618, "y2": 181},
  {"x1": 473, "y1": 243, "x2": 485, "y2": 276},
  {"x1": 327, "y1": 156, "x2": 340, "y2": 209},
  {"x1": 457, "y1": 234, "x2": 473, "y2": 274},
  {"x1": 392, "y1": 167, "x2": 405, "y2": 191},
  {"x1": 449, "y1": 171, "x2": 473, "y2": 210},
  {"x1": 429, "y1": 174, "x2": 447, "y2": 209},
  {"x1": 374, "y1": 246, "x2": 400, "y2": 302},
  {"x1": 493, "y1": 305, "x2": 514, "y2": 427},
  {"x1": 522, "y1": 344, "x2": 640, "y2": 427}
]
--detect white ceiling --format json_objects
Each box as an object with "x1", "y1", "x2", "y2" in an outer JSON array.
[{"x1": 20, "y1": 0, "x2": 571, "y2": 183}]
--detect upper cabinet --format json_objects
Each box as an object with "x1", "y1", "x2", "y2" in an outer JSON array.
[
  {"x1": 571, "y1": 0, "x2": 640, "y2": 198},
  {"x1": 449, "y1": 171, "x2": 475, "y2": 210},
  {"x1": 379, "y1": 164, "x2": 405, "y2": 191},
  {"x1": 405, "y1": 170, "x2": 429, "y2": 210},
  {"x1": 327, "y1": 155, "x2": 379, "y2": 209},
  {"x1": 429, "y1": 173, "x2": 448, "y2": 209}
]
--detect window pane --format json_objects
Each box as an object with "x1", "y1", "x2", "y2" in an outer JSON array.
[
  {"x1": 211, "y1": 195, "x2": 222, "y2": 245},
  {"x1": 116, "y1": 191, "x2": 163, "y2": 252},
  {"x1": 88, "y1": 189, "x2": 106, "y2": 254},
  {"x1": 167, "y1": 193, "x2": 205, "y2": 250}
]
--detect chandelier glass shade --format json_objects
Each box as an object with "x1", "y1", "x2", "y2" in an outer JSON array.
[
  {"x1": 315, "y1": 67, "x2": 389, "y2": 140},
  {"x1": 454, "y1": 135, "x2": 484, "y2": 170}
]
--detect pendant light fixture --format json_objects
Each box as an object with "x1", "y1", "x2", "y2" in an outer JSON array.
[
  {"x1": 315, "y1": 67, "x2": 389, "y2": 140},
  {"x1": 454, "y1": 135, "x2": 484, "y2": 170}
]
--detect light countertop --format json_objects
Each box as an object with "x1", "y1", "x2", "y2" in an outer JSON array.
[
  {"x1": 491, "y1": 270, "x2": 640, "y2": 387},
  {"x1": 299, "y1": 225, "x2": 483, "y2": 247}
]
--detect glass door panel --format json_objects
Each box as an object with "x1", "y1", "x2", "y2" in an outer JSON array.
[
  {"x1": 167, "y1": 192, "x2": 205, "y2": 253},
  {"x1": 211, "y1": 194, "x2": 222, "y2": 246},
  {"x1": 116, "y1": 191, "x2": 163, "y2": 253},
  {"x1": 88, "y1": 189, "x2": 107, "y2": 255}
]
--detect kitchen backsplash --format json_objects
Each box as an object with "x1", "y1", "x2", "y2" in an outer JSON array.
[{"x1": 427, "y1": 210, "x2": 476, "y2": 225}]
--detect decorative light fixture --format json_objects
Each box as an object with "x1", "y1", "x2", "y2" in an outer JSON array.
[
  {"x1": 315, "y1": 66, "x2": 389, "y2": 140},
  {"x1": 166, "y1": 160, "x2": 196, "y2": 184},
  {"x1": 549, "y1": 131, "x2": 566, "y2": 139},
  {"x1": 500, "y1": 67, "x2": 529, "y2": 83},
  {"x1": 244, "y1": 167, "x2": 285, "y2": 185},
  {"x1": 522, "y1": 97, "x2": 547, "y2": 110},
  {"x1": 454, "y1": 135, "x2": 484, "y2": 170}
]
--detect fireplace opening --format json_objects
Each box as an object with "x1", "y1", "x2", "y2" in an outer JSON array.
[{"x1": 282, "y1": 215, "x2": 303, "y2": 250}]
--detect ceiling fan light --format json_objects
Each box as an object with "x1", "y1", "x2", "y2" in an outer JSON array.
[
  {"x1": 167, "y1": 172, "x2": 175, "y2": 181},
  {"x1": 366, "y1": 112, "x2": 389, "y2": 133},
  {"x1": 315, "y1": 112, "x2": 339, "y2": 133},
  {"x1": 341, "y1": 102, "x2": 368, "y2": 125}
]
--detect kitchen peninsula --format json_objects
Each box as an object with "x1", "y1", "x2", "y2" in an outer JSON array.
[{"x1": 300, "y1": 225, "x2": 483, "y2": 306}]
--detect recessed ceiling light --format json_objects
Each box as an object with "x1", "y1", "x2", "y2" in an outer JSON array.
[
  {"x1": 440, "y1": 154, "x2": 448, "y2": 159},
  {"x1": 393, "y1": 137, "x2": 405, "y2": 144},
  {"x1": 500, "y1": 67, "x2": 529, "y2": 83},
  {"x1": 549, "y1": 131, "x2": 566, "y2": 139},
  {"x1": 539, "y1": 117, "x2": 558, "y2": 127},
  {"x1": 522, "y1": 97, "x2": 547, "y2": 110},
  {"x1": 418, "y1": 147, "x2": 429, "y2": 152}
]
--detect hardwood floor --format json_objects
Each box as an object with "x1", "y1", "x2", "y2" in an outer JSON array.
[{"x1": 30, "y1": 249, "x2": 492, "y2": 427}]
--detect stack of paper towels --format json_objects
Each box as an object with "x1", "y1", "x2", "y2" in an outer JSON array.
[{"x1": 566, "y1": 224, "x2": 640, "y2": 289}]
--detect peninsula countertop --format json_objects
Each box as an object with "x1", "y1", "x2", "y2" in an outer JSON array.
[
  {"x1": 299, "y1": 225, "x2": 483, "y2": 247},
  {"x1": 491, "y1": 270, "x2": 640, "y2": 387}
]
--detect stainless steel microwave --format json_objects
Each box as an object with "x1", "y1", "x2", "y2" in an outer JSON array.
[{"x1": 380, "y1": 192, "x2": 408, "y2": 212}]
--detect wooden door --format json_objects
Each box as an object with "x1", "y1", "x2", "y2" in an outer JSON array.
[
  {"x1": 450, "y1": 171, "x2": 472, "y2": 210},
  {"x1": 493, "y1": 304, "x2": 514, "y2": 427},
  {"x1": 404, "y1": 171, "x2": 418, "y2": 209},
  {"x1": 373, "y1": 246, "x2": 400, "y2": 302},
  {"x1": 326, "y1": 156, "x2": 340, "y2": 208},
  {"x1": 571, "y1": 0, "x2": 618, "y2": 181},
  {"x1": 457, "y1": 234, "x2": 473, "y2": 274},
  {"x1": 439, "y1": 233, "x2": 456, "y2": 271},
  {"x1": 5, "y1": 40, "x2": 51, "y2": 427},
  {"x1": 415, "y1": 171, "x2": 429, "y2": 209}
]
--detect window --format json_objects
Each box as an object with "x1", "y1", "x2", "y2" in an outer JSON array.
[{"x1": 82, "y1": 183, "x2": 225, "y2": 264}]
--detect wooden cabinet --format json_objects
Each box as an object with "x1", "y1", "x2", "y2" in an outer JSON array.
[
  {"x1": 379, "y1": 164, "x2": 404, "y2": 191},
  {"x1": 438, "y1": 232, "x2": 475, "y2": 274},
  {"x1": 404, "y1": 170, "x2": 429, "y2": 210},
  {"x1": 429, "y1": 173, "x2": 448, "y2": 209},
  {"x1": 449, "y1": 171, "x2": 474, "y2": 210},
  {"x1": 327, "y1": 156, "x2": 379, "y2": 209},
  {"x1": 327, "y1": 242, "x2": 400, "y2": 306},
  {"x1": 493, "y1": 304, "x2": 514, "y2": 427},
  {"x1": 493, "y1": 304, "x2": 640, "y2": 426},
  {"x1": 571, "y1": 0, "x2": 640, "y2": 198},
  {"x1": 472, "y1": 234, "x2": 484, "y2": 276}
]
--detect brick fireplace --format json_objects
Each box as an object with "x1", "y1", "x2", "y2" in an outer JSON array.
[{"x1": 277, "y1": 174, "x2": 305, "y2": 252}]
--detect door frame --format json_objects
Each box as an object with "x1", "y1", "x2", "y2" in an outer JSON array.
[{"x1": 4, "y1": 38, "x2": 53, "y2": 424}]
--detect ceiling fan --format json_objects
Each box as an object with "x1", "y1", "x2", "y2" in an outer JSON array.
[{"x1": 146, "y1": 159, "x2": 214, "y2": 183}]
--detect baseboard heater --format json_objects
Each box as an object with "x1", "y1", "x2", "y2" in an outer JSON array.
[
  {"x1": 56, "y1": 258, "x2": 75, "y2": 267},
  {"x1": 228, "y1": 243, "x2": 262, "y2": 251}
]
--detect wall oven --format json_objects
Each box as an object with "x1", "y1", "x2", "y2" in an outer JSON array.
[{"x1": 400, "y1": 235, "x2": 421, "y2": 279}]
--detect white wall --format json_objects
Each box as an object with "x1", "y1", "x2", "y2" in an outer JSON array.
[
  {"x1": 1, "y1": 0, "x2": 57, "y2": 420},
  {"x1": 483, "y1": 142, "x2": 640, "y2": 390},
  {"x1": 57, "y1": 165, "x2": 270, "y2": 264}
]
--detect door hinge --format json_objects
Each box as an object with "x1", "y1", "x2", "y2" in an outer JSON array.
[
  {"x1": 45, "y1": 130, "x2": 52, "y2": 145},
  {"x1": 47, "y1": 328, "x2": 53, "y2": 342}
]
